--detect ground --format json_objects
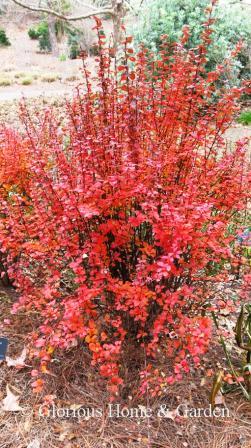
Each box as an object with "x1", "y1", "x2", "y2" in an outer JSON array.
[
  {"x1": 0, "y1": 284, "x2": 251, "y2": 448},
  {"x1": 0, "y1": 17, "x2": 113, "y2": 101},
  {"x1": 0, "y1": 23, "x2": 81, "y2": 100}
]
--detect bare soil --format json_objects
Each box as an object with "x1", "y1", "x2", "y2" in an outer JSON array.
[{"x1": 0, "y1": 18, "x2": 112, "y2": 102}]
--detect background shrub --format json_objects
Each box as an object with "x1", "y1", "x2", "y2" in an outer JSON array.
[
  {"x1": 28, "y1": 20, "x2": 82, "y2": 55},
  {"x1": 28, "y1": 21, "x2": 51, "y2": 52},
  {"x1": 132, "y1": 0, "x2": 251, "y2": 84},
  {"x1": 237, "y1": 110, "x2": 251, "y2": 125},
  {"x1": 0, "y1": 28, "x2": 10, "y2": 46},
  {"x1": 28, "y1": 26, "x2": 40, "y2": 40},
  {"x1": 67, "y1": 29, "x2": 82, "y2": 59},
  {"x1": 21, "y1": 77, "x2": 33, "y2": 85}
]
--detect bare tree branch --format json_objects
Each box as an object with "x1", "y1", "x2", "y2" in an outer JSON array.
[
  {"x1": 11, "y1": 0, "x2": 115, "y2": 20},
  {"x1": 72, "y1": 1, "x2": 105, "y2": 11}
]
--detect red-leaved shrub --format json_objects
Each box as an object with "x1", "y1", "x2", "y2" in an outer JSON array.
[{"x1": 0, "y1": 11, "x2": 250, "y2": 396}]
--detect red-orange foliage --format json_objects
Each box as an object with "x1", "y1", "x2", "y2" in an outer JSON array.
[{"x1": 0, "y1": 12, "x2": 250, "y2": 396}]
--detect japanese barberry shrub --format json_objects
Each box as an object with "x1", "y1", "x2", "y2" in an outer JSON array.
[{"x1": 0, "y1": 10, "x2": 250, "y2": 396}]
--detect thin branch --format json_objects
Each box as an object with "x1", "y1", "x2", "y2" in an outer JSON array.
[
  {"x1": 124, "y1": 0, "x2": 138, "y2": 14},
  {"x1": 11, "y1": 0, "x2": 115, "y2": 20},
  {"x1": 72, "y1": 2, "x2": 101, "y2": 11}
]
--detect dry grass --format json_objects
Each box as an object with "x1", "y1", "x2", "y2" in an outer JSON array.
[
  {"x1": 0, "y1": 286, "x2": 251, "y2": 448},
  {"x1": 41, "y1": 73, "x2": 61, "y2": 83},
  {"x1": 21, "y1": 77, "x2": 33, "y2": 86},
  {"x1": 65, "y1": 74, "x2": 80, "y2": 82},
  {"x1": 0, "y1": 77, "x2": 12, "y2": 86},
  {"x1": 0, "y1": 71, "x2": 37, "y2": 86}
]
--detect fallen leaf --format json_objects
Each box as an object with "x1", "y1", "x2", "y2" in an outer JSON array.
[
  {"x1": 59, "y1": 432, "x2": 69, "y2": 442},
  {"x1": 23, "y1": 415, "x2": 33, "y2": 433},
  {"x1": 6, "y1": 347, "x2": 27, "y2": 367},
  {"x1": 1, "y1": 384, "x2": 23, "y2": 412},
  {"x1": 27, "y1": 439, "x2": 40, "y2": 448},
  {"x1": 162, "y1": 408, "x2": 178, "y2": 420},
  {"x1": 200, "y1": 377, "x2": 206, "y2": 386},
  {"x1": 214, "y1": 391, "x2": 225, "y2": 405},
  {"x1": 69, "y1": 403, "x2": 83, "y2": 411}
]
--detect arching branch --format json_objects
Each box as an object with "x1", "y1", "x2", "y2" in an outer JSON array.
[{"x1": 11, "y1": 0, "x2": 115, "y2": 20}]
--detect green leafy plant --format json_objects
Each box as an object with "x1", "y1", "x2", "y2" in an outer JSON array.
[
  {"x1": 28, "y1": 22, "x2": 51, "y2": 52},
  {"x1": 39, "y1": 31, "x2": 51, "y2": 52},
  {"x1": 28, "y1": 26, "x2": 40, "y2": 40},
  {"x1": 132, "y1": 0, "x2": 251, "y2": 83},
  {"x1": 0, "y1": 28, "x2": 10, "y2": 46},
  {"x1": 68, "y1": 30, "x2": 81, "y2": 59},
  {"x1": 59, "y1": 54, "x2": 67, "y2": 61},
  {"x1": 237, "y1": 110, "x2": 251, "y2": 126}
]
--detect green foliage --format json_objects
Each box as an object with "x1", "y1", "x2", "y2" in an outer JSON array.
[
  {"x1": 0, "y1": 28, "x2": 10, "y2": 46},
  {"x1": 69, "y1": 38, "x2": 80, "y2": 59},
  {"x1": 39, "y1": 30, "x2": 51, "y2": 53},
  {"x1": 28, "y1": 14, "x2": 82, "y2": 57},
  {"x1": 28, "y1": 26, "x2": 40, "y2": 40},
  {"x1": 68, "y1": 29, "x2": 81, "y2": 59},
  {"x1": 28, "y1": 22, "x2": 51, "y2": 52},
  {"x1": 28, "y1": 22, "x2": 47, "y2": 40},
  {"x1": 132, "y1": 0, "x2": 251, "y2": 83},
  {"x1": 238, "y1": 110, "x2": 251, "y2": 126}
]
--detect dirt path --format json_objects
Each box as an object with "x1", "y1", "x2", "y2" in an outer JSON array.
[
  {"x1": 225, "y1": 125, "x2": 251, "y2": 142},
  {"x1": 225, "y1": 125, "x2": 251, "y2": 153},
  {"x1": 0, "y1": 20, "x2": 101, "y2": 105},
  {"x1": 0, "y1": 85, "x2": 74, "y2": 101}
]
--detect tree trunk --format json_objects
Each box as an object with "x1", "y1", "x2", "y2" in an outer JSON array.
[
  {"x1": 112, "y1": 0, "x2": 125, "y2": 51},
  {"x1": 47, "y1": 15, "x2": 59, "y2": 56}
]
